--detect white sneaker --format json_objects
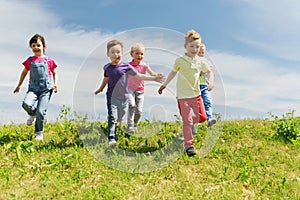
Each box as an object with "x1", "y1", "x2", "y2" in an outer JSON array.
[
  {"x1": 208, "y1": 118, "x2": 217, "y2": 127},
  {"x1": 108, "y1": 139, "x2": 116, "y2": 146},
  {"x1": 35, "y1": 131, "x2": 43, "y2": 140},
  {"x1": 26, "y1": 115, "x2": 36, "y2": 126}
]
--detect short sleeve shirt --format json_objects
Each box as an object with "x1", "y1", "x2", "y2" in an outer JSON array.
[
  {"x1": 198, "y1": 57, "x2": 212, "y2": 85},
  {"x1": 22, "y1": 56, "x2": 57, "y2": 78},
  {"x1": 127, "y1": 60, "x2": 149, "y2": 92},
  {"x1": 173, "y1": 54, "x2": 202, "y2": 99},
  {"x1": 104, "y1": 61, "x2": 138, "y2": 99}
]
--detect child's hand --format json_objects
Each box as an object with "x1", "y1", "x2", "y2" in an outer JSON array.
[
  {"x1": 207, "y1": 81, "x2": 214, "y2": 91},
  {"x1": 158, "y1": 85, "x2": 166, "y2": 95},
  {"x1": 200, "y1": 70, "x2": 206, "y2": 76},
  {"x1": 13, "y1": 86, "x2": 21, "y2": 93},
  {"x1": 154, "y1": 73, "x2": 165, "y2": 83},
  {"x1": 53, "y1": 84, "x2": 58, "y2": 93},
  {"x1": 94, "y1": 89, "x2": 102, "y2": 95}
]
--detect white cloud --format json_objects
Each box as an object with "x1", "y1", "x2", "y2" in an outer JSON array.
[
  {"x1": 209, "y1": 50, "x2": 300, "y2": 117},
  {"x1": 228, "y1": 0, "x2": 300, "y2": 62}
]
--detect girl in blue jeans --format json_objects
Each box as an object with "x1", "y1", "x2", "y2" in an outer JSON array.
[{"x1": 14, "y1": 34, "x2": 58, "y2": 140}]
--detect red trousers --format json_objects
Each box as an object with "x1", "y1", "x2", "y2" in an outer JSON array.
[{"x1": 177, "y1": 95, "x2": 207, "y2": 148}]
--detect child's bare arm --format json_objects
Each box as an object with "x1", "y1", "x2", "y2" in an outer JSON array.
[
  {"x1": 52, "y1": 68, "x2": 58, "y2": 93},
  {"x1": 13, "y1": 68, "x2": 28, "y2": 93},
  {"x1": 206, "y1": 66, "x2": 215, "y2": 91},
  {"x1": 146, "y1": 67, "x2": 157, "y2": 76},
  {"x1": 94, "y1": 77, "x2": 108, "y2": 95},
  {"x1": 158, "y1": 70, "x2": 177, "y2": 95},
  {"x1": 134, "y1": 73, "x2": 164, "y2": 83}
]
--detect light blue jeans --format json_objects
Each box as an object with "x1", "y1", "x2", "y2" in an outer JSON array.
[
  {"x1": 23, "y1": 57, "x2": 53, "y2": 133},
  {"x1": 22, "y1": 89, "x2": 53, "y2": 133},
  {"x1": 127, "y1": 90, "x2": 144, "y2": 130},
  {"x1": 107, "y1": 97, "x2": 128, "y2": 141},
  {"x1": 200, "y1": 85, "x2": 213, "y2": 120}
]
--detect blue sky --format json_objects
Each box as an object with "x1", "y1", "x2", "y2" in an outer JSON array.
[{"x1": 1, "y1": 0, "x2": 300, "y2": 124}]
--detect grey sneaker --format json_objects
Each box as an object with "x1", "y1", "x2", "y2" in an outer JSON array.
[
  {"x1": 26, "y1": 115, "x2": 36, "y2": 126},
  {"x1": 208, "y1": 118, "x2": 217, "y2": 127},
  {"x1": 185, "y1": 146, "x2": 196, "y2": 157},
  {"x1": 35, "y1": 131, "x2": 43, "y2": 140}
]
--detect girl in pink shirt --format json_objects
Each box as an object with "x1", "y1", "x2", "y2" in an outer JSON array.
[
  {"x1": 127, "y1": 43, "x2": 159, "y2": 133},
  {"x1": 13, "y1": 34, "x2": 58, "y2": 140}
]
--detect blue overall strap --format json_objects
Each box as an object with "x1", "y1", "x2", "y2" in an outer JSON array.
[{"x1": 29, "y1": 56, "x2": 32, "y2": 62}]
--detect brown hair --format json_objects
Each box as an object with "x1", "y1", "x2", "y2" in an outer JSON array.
[
  {"x1": 107, "y1": 40, "x2": 123, "y2": 52},
  {"x1": 29, "y1": 33, "x2": 46, "y2": 49},
  {"x1": 184, "y1": 30, "x2": 201, "y2": 44}
]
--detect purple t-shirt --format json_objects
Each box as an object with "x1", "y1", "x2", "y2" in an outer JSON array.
[{"x1": 104, "y1": 61, "x2": 137, "y2": 99}]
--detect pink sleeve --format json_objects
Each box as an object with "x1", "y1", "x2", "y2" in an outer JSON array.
[
  {"x1": 47, "y1": 57, "x2": 58, "y2": 72},
  {"x1": 22, "y1": 58, "x2": 31, "y2": 70}
]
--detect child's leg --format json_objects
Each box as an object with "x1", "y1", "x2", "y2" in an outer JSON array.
[
  {"x1": 35, "y1": 89, "x2": 53, "y2": 133},
  {"x1": 22, "y1": 91, "x2": 38, "y2": 116},
  {"x1": 127, "y1": 90, "x2": 136, "y2": 131},
  {"x1": 200, "y1": 85, "x2": 213, "y2": 120},
  {"x1": 134, "y1": 92, "x2": 144, "y2": 127},
  {"x1": 117, "y1": 99, "x2": 128, "y2": 123},
  {"x1": 177, "y1": 98, "x2": 193, "y2": 149},
  {"x1": 191, "y1": 95, "x2": 207, "y2": 124},
  {"x1": 107, "y1": 97, "x2": 117, "y2": 141}
]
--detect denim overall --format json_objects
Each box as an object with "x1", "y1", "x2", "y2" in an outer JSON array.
[{"x1": 22, "y1": 57, "x2": 53, "y2": 134}]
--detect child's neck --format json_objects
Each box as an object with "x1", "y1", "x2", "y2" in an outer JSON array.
[
  {"x1": 34, "y1": 53, "x2": 44, "y2": 58},
  {"x1": 133, "y1": 60, "x2": 141, "y2": 65},
  {"x1": 185, "y1": 53, "x2": 195, "y2": 59},
  {"x1": 111, "y1": 60, "x2": 121, "y2": 65}
]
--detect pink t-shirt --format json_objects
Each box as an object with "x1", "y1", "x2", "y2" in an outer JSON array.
[
  {"x1": 127, "y1": 60, "x2": 148, "y2": 92},
  {"x1": 22, "y1": 56, "x2": 57, "y2": 78}
]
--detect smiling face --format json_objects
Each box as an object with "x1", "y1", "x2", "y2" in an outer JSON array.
[
  {"x1": 107, "y1": 44, "x2": 123, "y2": 65},
  {"x1": 198, "y1": 44, "x2": 206, "y2": 57},
  {"x1": 131, "y1": 48, "x2": 144, "y2": 64},
  {"x1": 184, "y1": 39, "x2": 201, "y2": 58},
  {"x1": 30, "y1": 39, "x2": 44, "y2": 57}
]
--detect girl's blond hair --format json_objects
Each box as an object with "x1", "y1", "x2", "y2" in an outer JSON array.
[{"x1": 131, "y1": 43, "x2": 145, "y2": 53}]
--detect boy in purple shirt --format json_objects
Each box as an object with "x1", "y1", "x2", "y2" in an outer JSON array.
[{"x1": 95, "y1": 40, "x2": 164, "y2": 145}]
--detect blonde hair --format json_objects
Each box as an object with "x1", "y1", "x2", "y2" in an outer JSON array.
[
  {"x1": 185, "y1": 30, "x2": 201, "y2": 44},
  {"x1": 131, "y1": 43, "x2": 145, "y2": 53},
  {"x1": 200, "y1": 43, "x2": 206, "y2": 49}
]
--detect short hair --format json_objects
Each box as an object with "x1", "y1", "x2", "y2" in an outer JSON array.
[
  {"x1": 29, "y1": 33, "x2": 46, "y2": 49},
  {"x1": 130, "y1": 43, "x2": 145, "y2": 53},
  {"x1": 200, "y1": 43, "x2": 206, "y2": 49},
  {"x1": 107, "y1": 40, "x2": 123, "y2": 52},
  {"x1": 184, "y1": 30, "x2": 201, "y2": 44}
]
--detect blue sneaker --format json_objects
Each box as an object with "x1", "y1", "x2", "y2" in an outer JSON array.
[{"x1": 185, "y1": 146, "x2": 196, "y2": 157}]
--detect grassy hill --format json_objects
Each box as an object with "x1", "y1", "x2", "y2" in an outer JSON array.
[{"x1": 0, "y1": 113, "x2": 299, "y2": 199}]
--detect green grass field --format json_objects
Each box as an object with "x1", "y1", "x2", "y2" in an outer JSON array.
[{"x1": 0, "y1": 113, "x2": 299, "y2": 199}]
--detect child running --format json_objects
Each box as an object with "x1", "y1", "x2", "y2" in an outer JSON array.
[
  {"x1": 127, "y1": 43, "x2": 159, "y2": 133},
  {"x1": 94, "y1": 40, "x2": 164, "y2": 145},
  {"x1": 158, "y1": 30, "x2": 207, "y2": 156},
  {"x1": 13, "y1": 33, "x2": 58, "y2": 140},
  {"x1": 198, "y1": 43, "x2": 217, "y2": 127}
]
